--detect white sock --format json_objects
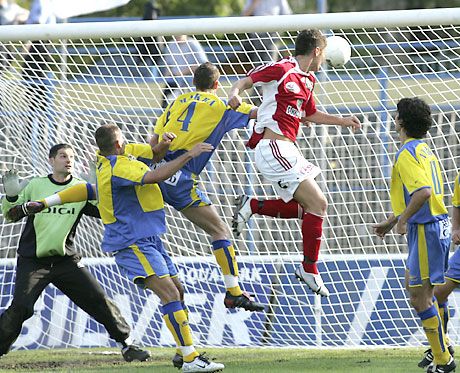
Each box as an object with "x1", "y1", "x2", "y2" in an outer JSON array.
[
  {"x1": 180, "y1": 345, "x2": 196, "y2": 358},
  {"x1": 223, "y1": 275, "x2": 239, "y2": 288},
  {"x1": 122, "y1": 336, "x2": 134, "y2": 348}
]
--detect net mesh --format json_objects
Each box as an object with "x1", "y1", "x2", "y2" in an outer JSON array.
[{"x1": 0, "y1": 16, "x2": 460, "y2": 349}]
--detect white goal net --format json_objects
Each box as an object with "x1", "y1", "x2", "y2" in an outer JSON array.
[{"x1": 1, "y1": 8, "x2": 460, "y2": 350}]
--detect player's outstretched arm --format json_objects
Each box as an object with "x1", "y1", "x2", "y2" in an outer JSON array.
[
  {"x1": 6, "y1": 183, "x2": 97, "y2": 222},
  {"x1": 42, "y1": 183, "x2": 97, "y2": 208},
  {"x1": 452, "y1": 206, "x2": 460, "y2": 245},
  {"x1": 303, "y1": 110, "x2": 361, "y2": 132},
  {"x1": 149, "y1": 132, "x2": 176, "y2": 163},
  {"x1": 143, "y1": 142, "x2": 213, "y2": 184},
  {"x1": 372, "y1": 214, "x2": 398, "y2": 239},
  {"x1": 228, "y1": 77, "x2": 254, "y2": 110}
]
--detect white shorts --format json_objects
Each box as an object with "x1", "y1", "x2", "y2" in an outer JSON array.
[{"x1": 254, "y1": 139, "x2": 321, "y2": 202}]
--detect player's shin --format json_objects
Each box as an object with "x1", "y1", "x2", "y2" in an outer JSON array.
[
  {"x1": 438, "y1": 301, "x2": 450, "y2": 333},
  {"x1": 212, "y1": 239, "x2": 242, "y2": 296},
  {"x1": 174, "y1": 301, "x2": 189, "y2": 360},
  {"x1": 162, "y1": 301, "x2": 198, "y2": 363},
  {"x1": 301, "y1": 213, "x2": 323, "y2": 274},
  {"x1": 438, "y1": 301, "x2": 451, "y2": 347},
  {"x1": 251, "y1": 199, "x2": 304, "y2": 218},
  {"x1": 418, "y1": 305, "x2": 451, "y2": 365}
]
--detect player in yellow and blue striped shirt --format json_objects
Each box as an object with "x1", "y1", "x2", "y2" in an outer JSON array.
[
  {"x1": 373, "y1": 98, "x2": 455, "y2": 373},
  {"x1": 150, "y1": 62, "x2": 264, "y2": 316},
  {"x1": 29, "y1": 124, "x2": 225, "y2": 372},
  {"x1": 417, "y1": 173, "x2": 460, "y2": 369}
]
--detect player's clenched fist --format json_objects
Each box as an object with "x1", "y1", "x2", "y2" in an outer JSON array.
[
  {"x1": 161, "y1": 132, "x2": 176, "y2": 144},
  {"x1": 227, "y1": 94, "x2": 242, "y2": 110},
  {"x1": 453, "y1": 229, "x2": 460, "y2": 245},
  {"x1": 188, "y1": 143, "x2": 214, "y2": 158},
  {"x1": 6, "y1": 201, "x2": 46, "y2": 222}
]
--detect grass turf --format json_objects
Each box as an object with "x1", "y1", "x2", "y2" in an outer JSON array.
[{"x1": 0, "y1": 346, "x2": 436, "y2": 372}]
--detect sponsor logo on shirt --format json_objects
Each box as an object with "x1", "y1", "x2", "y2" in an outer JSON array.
[
  {"x1": 285, "y1": 81, "x2": 300, "y2": 93},
  {"x1": 286, "y1": 105, "x2": 301, "y2": 118},
  {"x1": 42, "y1": 207, "x2": 76, "y2": 215},
  {"x1": 302, "y1": 77, "x2": 313, "y2": 91}
]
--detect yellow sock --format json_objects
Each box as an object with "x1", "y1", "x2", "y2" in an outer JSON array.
[
  {"x1": 419, "y1": 305, "x2": 450, "y2": 365},
  {"x1": 227, "y1": 286, "x2": 243, "y2": 297},
  {"x1": 212, "y1": 240, "x2": 242, "y2": 295},
  {"x1": 175, "y1": 301, "x2": 189, "y2": 356},
  {"x1": 438, "y1": 301, "x2": 450, "y2": 345},
  {"x1": 162, "y1": 301, "x2": 198, "y2": 362}
]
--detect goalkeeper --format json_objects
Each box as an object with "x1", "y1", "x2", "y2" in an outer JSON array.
[{"x1": 0, "y1": 144, "x2": 150, "y2": 362}]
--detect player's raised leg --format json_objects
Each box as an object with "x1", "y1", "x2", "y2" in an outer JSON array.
[
  {"x1": 233, "y1": 196, "x2": 304, "y2": 236},
  {"x1": 233, "y1": 174, "x2": 330, "y2": 297},
  {"x1": 181, "y1": 205, "x2": 264, "y2": 311}
]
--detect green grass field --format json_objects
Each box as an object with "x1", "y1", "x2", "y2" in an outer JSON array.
[{"x1": 0, "y1": 346, "x2": 436, "y2": 372}]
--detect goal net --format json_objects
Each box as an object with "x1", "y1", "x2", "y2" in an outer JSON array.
[{"x1": 1, "y1": 8, "x2": 460, "y2": 350}]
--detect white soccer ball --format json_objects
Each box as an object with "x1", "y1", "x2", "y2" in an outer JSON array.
[{"x1": 325, "y1": 36, "x2": 352, "y2": 68}]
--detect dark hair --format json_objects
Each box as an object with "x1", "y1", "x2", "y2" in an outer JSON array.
[
  {"x1": 295, "y1": 29, "x2": 326, "y2": 56},
  {"x1": 193, "y1": 62, "x2": 220, "y2": 91},
  {"x1": 95, "y1": 124, "x2": 121, "y2": 153},
  {"x1": 49, "y1": 143, "x2": 73, "y2": 158},
  {"x1": 397, "y1": 97, "x2": 433, "y2": 138}
]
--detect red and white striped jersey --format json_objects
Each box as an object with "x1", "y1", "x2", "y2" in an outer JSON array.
[{"x1": 248, "y1": 56, "x2": 317, "y2": 143}]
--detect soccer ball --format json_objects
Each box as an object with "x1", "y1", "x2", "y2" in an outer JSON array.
[{"x1": 325, "y1": 36, "x2": 352, "y2": 68}]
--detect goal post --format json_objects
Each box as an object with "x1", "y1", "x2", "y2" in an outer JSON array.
[{"x1": 1, "y1": 7, "x2": 460, "y2": 350}]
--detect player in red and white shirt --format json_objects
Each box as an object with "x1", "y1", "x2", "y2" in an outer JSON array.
[{"x1": 228, "y1": 29, "x2": 361, "y2": 297}]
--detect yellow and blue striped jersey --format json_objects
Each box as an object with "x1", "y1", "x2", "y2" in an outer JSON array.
[
  {"x1": 154, "y1": 91, "x2": 254, "y2": 174},
  {"x1": 124, "y1": 143, "x2": 154, "y2": 164},
  {"x1": 96, "y1": 143, "x2": 165, "y2": 252},
  {"x1": 390, "y1": 138, "x2": 447, "y2": 224},
  {"x1": 453, "y1": 173, "x2": 460, "y2": 208}
]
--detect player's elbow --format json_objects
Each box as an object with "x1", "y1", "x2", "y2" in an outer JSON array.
[
  {"x1": 142, "y1": 171, "x2": 161, "y2": 185},
  {"x1": 419, "y1": 187, "x2": 432, "y2": 201}
]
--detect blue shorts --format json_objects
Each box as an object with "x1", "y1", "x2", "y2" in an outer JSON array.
[
  {"x1": 407, "y1": 219, "x2": 450, "y2": 287},
  {"x1": 114, "y1": 235, "x2": 178, "y2": 287},
  {"x1": 159, "y1": 169, "x2": 211, "y2": 211},
  {"x1": 445, "y1": 247, "x2": 460, "y2": 283}
]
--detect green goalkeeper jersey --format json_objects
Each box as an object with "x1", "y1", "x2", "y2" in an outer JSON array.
[{"x1": 1, "y1": 175, "x2": 99, "y2": 259}]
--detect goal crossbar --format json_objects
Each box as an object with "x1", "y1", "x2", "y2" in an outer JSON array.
[{"x1": 0, "y1": 7, "x2": 459, "y2": 42}]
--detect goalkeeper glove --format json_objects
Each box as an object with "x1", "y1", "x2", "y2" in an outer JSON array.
[
  {"x1": 6, "y1": 201, "x2": 46, "y2": 222},
  {"x1": 2, "y1": 169, "x2": 30, "y2": 201}
]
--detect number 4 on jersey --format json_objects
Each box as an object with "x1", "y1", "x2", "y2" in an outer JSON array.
[{"x1": 178, "y1": 102, "x2": 197, "y2": 131}]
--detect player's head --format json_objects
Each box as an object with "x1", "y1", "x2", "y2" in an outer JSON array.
[
  {"x1": 295, "y1": 29, "x2": 326, "y2": 72},
  {"x1": 95, "y1": 124, "x2": 125, "y2": 156},
  {"x1": 49, "y1": 143, "x2": 74, "y2": 176},
  {"x1": 193, "y1": 62, "x2": 220, "y2": 92},
  {"x1": 395, "y1": 97, "x2": 432, "y2": 138}
]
